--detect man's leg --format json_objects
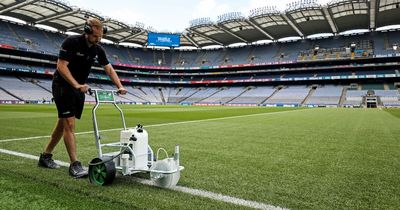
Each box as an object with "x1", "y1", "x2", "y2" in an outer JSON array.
[
  {"x1": 38, "y1": 119, "x2": 64, "y2": 169},
  {"x1": 61, "y1": 117, "x2": 78, "y2": 163},
  {"x1": 44, "y1": 119, "x2": 64, "y2": 154},
  {"x1": 62, "y1": 116, "x2": 88, "y2": 178}
]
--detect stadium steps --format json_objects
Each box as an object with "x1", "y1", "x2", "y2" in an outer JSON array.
[
  {"x1": 247, "y1": 47, "x2": 255, "y2": 63},
  {"x1": 121, "y1": 95, "x2": 134, "y2": 102},
  {"x1": 137, "y1": 87, "x2": 148, "y2": 96},
  {"x1": 0, "y1": 85, "x2": 23, "y2": 101},
  {"x1": 126, "y1": 49, "x2": 135, "y2": 64},
  {"x1": 195, "y1": 88, "x2": 222, "y2": 103},
  {"x1": 127, "y1": 87, "x2": 149, "y2": 102},
  {"x1": 41, "y1": 31, "x2": 59, "y2": 50},
  {"x1": 6, "y1": 23, "x2": 24, "y2": 43},
  {"x1": 127, "y1": 91, "x2": 148, "y2": 102},
  {"x1": 175, "y1": 87, "x2": 182, "y2": 96},
  {"x1": 162, "y1": 52, "x2": 166, "y2": 65},
  {"x1": 383, "y1": 34, "x2": 389, "y2": 49},
  {"x1": 383, "y1": 83, "x2": 389, "y2": 90},
  {"x1": 301, "y1": 87, "x2": 315, "y2": 106},
  {"x1": 158, "y1": 87, "x2": 166, "y2": 104},
  {"x1": 34, "y1": 82, "x2": 52, "y2": 93},
  {"x1": 178, "y1": 88, "x2": 201, "y2": 103},
  {"x1": 219, "y1": 50, "x2": 230, "y2": 65},
  {"x1": 195, "y1": 51, "x2": 206, "y2": 65},
  {"x1": 260, "y1": 86, "x2": 282, "y2": 104},
  {"x1": 377, "y1": 96, "x2": 383, "y2": 106},
  {"x1": 152, "y1": 51, "x2": 156, "y2": 65},
  {"x1": 339, "y1": 87, "x2": 347, "y2": 107},
  {"x1": 148, "y1": 87, "x2": 162, "y2": 103},
  {"x1": 225, "y1": 86, "x2": 251, "y2": 104},
  {"x1": 16, "y1": 76, "x2": 26, "y2": 82},
  {"x1": 175, "y1": 51, "x2": 183, "y2": 65}
]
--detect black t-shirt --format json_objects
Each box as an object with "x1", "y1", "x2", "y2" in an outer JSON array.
[{"x1": 54, "y1": 34, "x2": 109, "y2": 86}]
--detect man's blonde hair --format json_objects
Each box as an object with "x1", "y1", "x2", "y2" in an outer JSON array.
[{"x1": 86, "y1": 18, "x2": 103, "y2": 31}]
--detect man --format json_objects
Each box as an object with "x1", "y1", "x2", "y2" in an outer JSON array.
[{"x1": 38, "y1": 18, "x2": 127, "y2": 178}]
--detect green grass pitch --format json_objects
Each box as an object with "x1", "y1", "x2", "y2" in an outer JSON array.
[{"x1": 0, "y1": 104, "x2": 399, "y2": 209}]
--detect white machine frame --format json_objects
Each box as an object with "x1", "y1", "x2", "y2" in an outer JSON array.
[{"x1": 90, "y1": 89, "x2": 184, "y2": 186}]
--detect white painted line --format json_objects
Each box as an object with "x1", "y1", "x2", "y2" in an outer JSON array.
[
  {"x1": 0, "y1": 135, "x2": 51, "y2": 143},
  {"x1": 0, "y1": 148, "x2": 288, "y2": 210},
  {"x1": 0, "y1": 109, "x2": 307, "y2": 143},
  {"x1": 0, "y1": 148, "x2": 69, "y2": 167},
  {"x1": 145, "y1": 108, "x2": 306, "y2": 128},
  {"x1": 172, "y1": 185, "x2": 286, "y2": 210}
]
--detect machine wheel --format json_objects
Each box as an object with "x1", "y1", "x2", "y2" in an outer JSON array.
[
  {"x1": 88, "y1": 157, "x2": 116, "y2": 186},
  {"x1": 150, "y1": 159, "x2": 180, "y2": 188}
]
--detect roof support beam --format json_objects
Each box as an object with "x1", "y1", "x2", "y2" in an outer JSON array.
[
  {"x1": 35, "y1": 9, "x2": 78, "y2": 24},
  {"x1": 322, "y1": 7, "x2": 338, "y2": 34},
  {"x1": 246, "y1": 20, "x2": 274, "y2": 40},
  {"x1": 187, "y1": 29, "x2": 224, "y2": 46},
  {"x1": 282, "y1": 14, "x2": 304, "y2": 37},
  {"x1": 67, "y1": 22, "x2": 87, "y2": 31},
  {"x1": 119, "y1": 31, "x2": 145, "y2": 42},
  {"x1": 369, "y1": 0, "x2": 376, "y2": 30},
  {"x1": 215, "y1": 25, "x2": 249, "y2": 43},
  {"x1": 66, "y1": 12, "x2": 104, "y2": 32},
  {"x1": 182, "y1": 33, "x2": 199, "y2": 48},
  {"x1": 0, "y1": 0, "x2": 37, "y2": 14},
  {"x1": 106, "y1": 27, "x2": 134, "y2": 35}
]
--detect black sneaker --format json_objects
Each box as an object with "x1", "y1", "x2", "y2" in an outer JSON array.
[
  {"x1": 69, "y1": 161, "x2": 88, "y2": 178},
  {"x1": 38, "y1": 153, "x2": 60, "y2": 169}
]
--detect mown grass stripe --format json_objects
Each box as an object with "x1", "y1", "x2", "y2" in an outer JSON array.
[
  {"x1": 0, "y1": 148, "x2": 287, "y2": 210},
  {"x1": 0, "y1": 108, "x2": 307, "y2": 143}
]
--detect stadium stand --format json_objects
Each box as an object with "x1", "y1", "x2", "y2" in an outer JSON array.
[
  {"x1": 344, "y1": 90, "x2": 368, "y2": 107},
  {"x1": 305, "y1": 85, "x2": 343, "y2": 106},
  {"x1": 228, "y1": 86, "x2": 276, "y2": 105},
  {"x1": 167, "y1": 87, "x2": 198, "y2": 104},
  {"x1": 198, "y1": 86, "x2": 245, "y2": 104},
  {"x1": 0, "y1": 0, "x2": 399, "y2": 107},
  {"x1": 264, "y1": 86, "x2": 310, "y2": 106},
  {"x1": 0, "y1": 76, "x2": 52, "y2": 102}
]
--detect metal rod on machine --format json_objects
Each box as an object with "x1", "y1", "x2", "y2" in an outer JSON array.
[{"x1": 92, "y1": 90, "x2": 102, "y2": 157}]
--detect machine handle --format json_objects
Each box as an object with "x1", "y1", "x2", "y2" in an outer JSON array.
[{"x1": 88, "y1": 88, "x2": 121, "y2": 96}]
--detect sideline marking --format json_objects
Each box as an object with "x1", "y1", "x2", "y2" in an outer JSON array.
[
  {"x1": 0, "y1": 109, "x2": 307, "y2": 143},
  {"x1": 0, "y1": 148, "x2": 288, "y2": 210}
]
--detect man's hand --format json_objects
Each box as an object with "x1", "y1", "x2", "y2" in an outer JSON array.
[
  {"x1": 75, "y1": 84, "x2": 89, "y2": 93},
  {"x1": 117, "y1": 87, "x2": 127, "y2": 95}
]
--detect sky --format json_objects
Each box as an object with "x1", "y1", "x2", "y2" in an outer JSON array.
[{"x1": 66, "y1": 0, "x2": 332, "y2": 33}]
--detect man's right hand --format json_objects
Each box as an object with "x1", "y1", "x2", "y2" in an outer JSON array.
[{"x1": 75, "y1": 84, "x2": 89, "y2": 93}]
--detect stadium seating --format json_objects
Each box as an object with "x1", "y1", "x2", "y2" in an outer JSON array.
[
  {"x1": 0, "y1": 21, "x2": 399, "y2": 107},
  {"x1": 2, "y1": 20, "x2": 399, "y2": 67},
  {"x1": 344, "y1": 90, "x2": 367, "y2": 107},
  {"x1": 198, "y1": 87, "x2": 245, "y2": 104},
  {"x1": 0, "y1": 76, "x2": 52, "y2": 101},
  {"x1": 264, "y1": 86, "x2": 310, "y2": 106},
  {"x1": 228, "y1": 86, "x2": 276, "y2": 104},
  {"x1": 305, "y1": 85, "x2": 343, "y2": 106},
  {"x1": 373, "y1": 90, "x2": 400, "y2": 106},
  {"x1": 181, "y1": 87, "x2": 219, "y2": 104}
]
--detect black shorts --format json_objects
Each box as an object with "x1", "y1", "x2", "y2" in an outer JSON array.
[{"x1": 52, "y1": 81, "x2": 85, "y2": 119}]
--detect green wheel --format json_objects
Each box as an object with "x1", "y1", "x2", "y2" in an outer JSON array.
[{"x1": 89, "y1": 157, "x2": 116, "y2": 186}]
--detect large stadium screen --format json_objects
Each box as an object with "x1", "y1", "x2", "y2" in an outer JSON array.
[{"x1": 147, "y1": 33, "x2": 180, "y2": 47}]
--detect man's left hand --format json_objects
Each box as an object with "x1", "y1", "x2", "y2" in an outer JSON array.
[{"x1": 117, "y1": 87, "x2": 127, "y2": 95}]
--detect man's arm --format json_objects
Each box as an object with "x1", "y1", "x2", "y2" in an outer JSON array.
[
  {"x1": 103, "y1": 63, "x2": 127, "y2": 94},
  {"x1": 57, "y1": 59, "x2": 89, "y2": 93}
]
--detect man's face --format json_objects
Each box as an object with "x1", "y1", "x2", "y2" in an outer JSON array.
[{"x1": 87, "y1": 28, "x2": 103, "y2": 45}]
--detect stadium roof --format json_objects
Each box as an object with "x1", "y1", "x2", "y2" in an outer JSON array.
[{"x1": 0, "y1": 0, "x2": 399, "y2": 48}]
